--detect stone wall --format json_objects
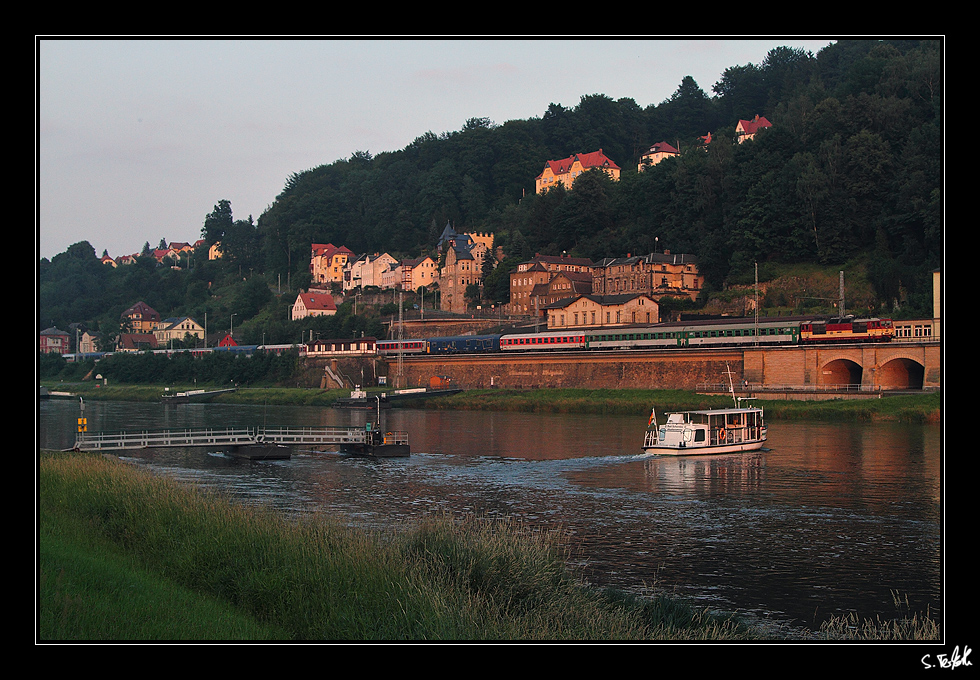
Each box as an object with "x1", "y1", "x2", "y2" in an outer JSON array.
[{"x1": 394, "y1": 351, "x2": 744, "y2": 390}]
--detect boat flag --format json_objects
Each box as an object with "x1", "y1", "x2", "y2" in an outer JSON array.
[{"x1": 648, "y1": 409, "x2": 656, "y2": 427}]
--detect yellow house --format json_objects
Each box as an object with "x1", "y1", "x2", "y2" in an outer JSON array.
[
  {"x1": 310, "y1": 243, "x2": 354, "y2": 285},
  {"x1": 544, "y1": 294, "x2": 658, "y2": 329},
  {"x1": 535, "y1": 149, "x2": 621, "y2": 194},
  {"x1": 638, "y1": 141, "x2": 680, "y2": 171},
  {"x1": 401, "y1": 255, "x2": 438, "y2": 291},
  {"x1": 155, "y1": 317, "x2": 205, "y2": 346},
  {"x1": 121, "y1": 301, "x2": 161, "y2": 333}
]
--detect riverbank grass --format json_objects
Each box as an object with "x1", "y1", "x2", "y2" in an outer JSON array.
[
  {"x1": 44, "y1": 383, "x2": 941, "y2": 423},
  {"x1": 38, "y1": 451, "x2": 940, "y2": 641},
  {"x1": 39, "y1": 451, "x2": 759, "y2": 641}
]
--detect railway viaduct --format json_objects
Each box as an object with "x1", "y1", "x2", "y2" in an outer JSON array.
[{"x1": 384, "y1": 341, "x2": 941, "y2": 396}]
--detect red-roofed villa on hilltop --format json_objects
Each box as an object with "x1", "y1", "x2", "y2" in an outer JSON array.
[
  {"x1": 535, "y1": 149, "x2": 620, "y2": 194},
  {"x1": 638, "y1": 141, "x2": 680, "y2": 171},
  {"x1": 736, "y1": 114, "x2": 772, "y2": 143}
]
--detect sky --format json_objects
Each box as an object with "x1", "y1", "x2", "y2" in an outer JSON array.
[{"x1": 37, "y1": 37, "x2": 836, "y2": 261}]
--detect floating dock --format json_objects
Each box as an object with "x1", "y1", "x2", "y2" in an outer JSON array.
[{"x1": 71, "y1": 424, "x2": 410, "y2": 459}]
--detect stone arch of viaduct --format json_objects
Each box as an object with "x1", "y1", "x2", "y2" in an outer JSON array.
[
  {"x1": 383, "y1": 342, "x2": 941, "y2": 392},
  {"x1": 743, "y1": 343, "x2": 940, "y2": 390}
]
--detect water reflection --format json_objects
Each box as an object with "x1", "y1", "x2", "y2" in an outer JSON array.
[{"x1": 37, "y1": 398, "x2": 941, "y2": 630}]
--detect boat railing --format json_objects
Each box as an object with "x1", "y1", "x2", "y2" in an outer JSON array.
[
  {"x1": 383, "y1": 431, "x2": 410, "y2": 445},
  {"x1": 643, "y1": 430, "x2": 658, "y2": 448},
  {"x1": 714, "y1": 425, "x2": 761, "y2": 445}
]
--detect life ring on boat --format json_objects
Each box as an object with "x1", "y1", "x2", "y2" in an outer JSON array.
[{"x1": 718, "y1": 429, "x2": 726, "y2": 441}]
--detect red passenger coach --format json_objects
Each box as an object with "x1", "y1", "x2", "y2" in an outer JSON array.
[
  {"x1": 500, "y1": 331, "x2": 587, "y2": 351},
  {"x1": 377, "y1": 339, "x2": 427, "y2": 355}
]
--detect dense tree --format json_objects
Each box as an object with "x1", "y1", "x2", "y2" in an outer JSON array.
[{"x1": 40, "y1": 39, "x2": 943, "y2": 336}]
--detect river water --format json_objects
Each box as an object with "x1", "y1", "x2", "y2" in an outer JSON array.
[{"x1": 37, "y1": 397, "x2": 942, "y2": 632}]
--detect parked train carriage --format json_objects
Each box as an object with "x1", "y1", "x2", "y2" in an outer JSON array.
[
  {"x1": 426, "y1": 334, "x2": 502, "y2": 355},
  {"x1": 500, "y1": 331, "x2": 587, "y2": 351},
  {"x1": 683, "y1": 320, "x2": 801, "y2": 347},
  {"x1": 799, "y1": 317, "x2": 894, "y2": 343},
  {"x1": 586, "y1": 327, "x2": 685, "y2": 350},
  {"x1": 377, "y1": 339, "x2": 427, "y2": 356},
  {"x1": 306, "y1": 338, "x2": 377, "y2": 357}
]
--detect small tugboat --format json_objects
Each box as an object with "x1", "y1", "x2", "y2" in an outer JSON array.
[{"x1": 642, "y1": 366, "x2": 767, "y2": 455}]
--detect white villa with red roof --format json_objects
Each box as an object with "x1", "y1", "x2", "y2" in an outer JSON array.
[
  {"x1": 736, "y1": 114, "x2": 772, "y2": 143},
  {"x1": 291, "y1": 291, "x2": 338, "y2": 321}
]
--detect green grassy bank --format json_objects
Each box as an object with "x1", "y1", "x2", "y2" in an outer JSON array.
[
  {"x1": 46, "y1": 382, "x2": 941, "y2": 424},
  {"x1": 38, "y1": 451, "x2": 940, "y2": 642}
]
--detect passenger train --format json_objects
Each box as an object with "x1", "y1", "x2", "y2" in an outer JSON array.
[
  {"x1": 378, "y1": 315, "x2": 894, "y2": 357},
  {"x1": 60, "y1": 315, "x2": 894, "y2": 364}
]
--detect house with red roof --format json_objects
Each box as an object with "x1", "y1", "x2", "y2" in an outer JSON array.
[
  {"x1": 121, "y1": 301, "x2": 161, "y2": 333},
  {"x1": 117, "y1": 333, "x2": 159, "y2": 352},
  {"x1": 638, "y1": 141, "x2": 680, "y2": 171},
  {"x1": 310, "y1": 243, "x2": 354, "y2": 286},
  {"x1": 535, "y1": 149, "x2": 620, "y2": 194},
  {"x1": 291, "y1": 291, "x2": 338, "y2": 321},
  {"x1": 736, "y1": 114, "x2": 772, "y2": 143},
  {"x1": 39, "y1": 327, "x2": 70, "y2": 354}
]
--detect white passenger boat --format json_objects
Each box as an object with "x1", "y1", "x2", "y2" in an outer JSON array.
[{"x1": 642, "y1": 367, "x2": 767, "y2": 455}]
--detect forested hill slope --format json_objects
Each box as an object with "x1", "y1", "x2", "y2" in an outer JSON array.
[{"x1": 251, "y1": 39, "x2": 941, "y2": 306}]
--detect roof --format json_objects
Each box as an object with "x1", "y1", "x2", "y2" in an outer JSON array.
[
  {"x1": 737, "y1": 115, "x2": 772, "y2": 135},
  {"x1": 122, "y1": 301, "x2": 160, "y2": 319},
  {"x1": 118, "y1": 333, "x2": 158, "y2": 350},
  {"x1": 593, "y1": 252, "x2": 699, "y2": 268},
  {"x1": 296, "y1": 292, "x2": 337, "y2": 311},
  {"x1": 522, "y1": 254, "x2": 595, "y2": 268},
  {"x1": 438, "y1": 222, "x2": 459, "y2": 244},
  {"x1": 642, "y1": 141, "x2": 679, "y2": 155},
  {"x1": 537, "y1": 149, "x2": 620, "y2": 178},
  {"x1": 160, "y1": 316, "x2": 201, "y2": 330},
  {"x1": 312, "y1": 243, "x2": 353, "y2": 259},
  {"x1": 542, "y1": 293, "x2": 655, "y2": 310},
  {"x1": 39, "y1": 326, "x2": 69, "y2": 337}
]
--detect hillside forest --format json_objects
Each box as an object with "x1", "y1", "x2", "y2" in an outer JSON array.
[{"x1": 38, "y1": 39, "x2": 942, "y2": 350}]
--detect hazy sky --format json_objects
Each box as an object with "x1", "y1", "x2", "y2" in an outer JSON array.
[{"x1": 37, "y1": 37, "x2": 835, "y2": 261}]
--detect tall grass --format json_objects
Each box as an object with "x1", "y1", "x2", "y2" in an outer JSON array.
[
  {"x1": 38, "y1": 451, "x2": 940, "y2": 642},
  {"x1": 49, "y1": 382, "x2": 940, "y2": 424},
  {"x1": 415, "y1": 388, "x2": 942, "y2": 423},
  {"x1": 38, "y1": 451, "x2": 755, "y2": 640}
]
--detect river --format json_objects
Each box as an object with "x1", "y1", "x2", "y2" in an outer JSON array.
[{"x1": 37, "y1": 397, "x2": 942, "y2": 633}]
